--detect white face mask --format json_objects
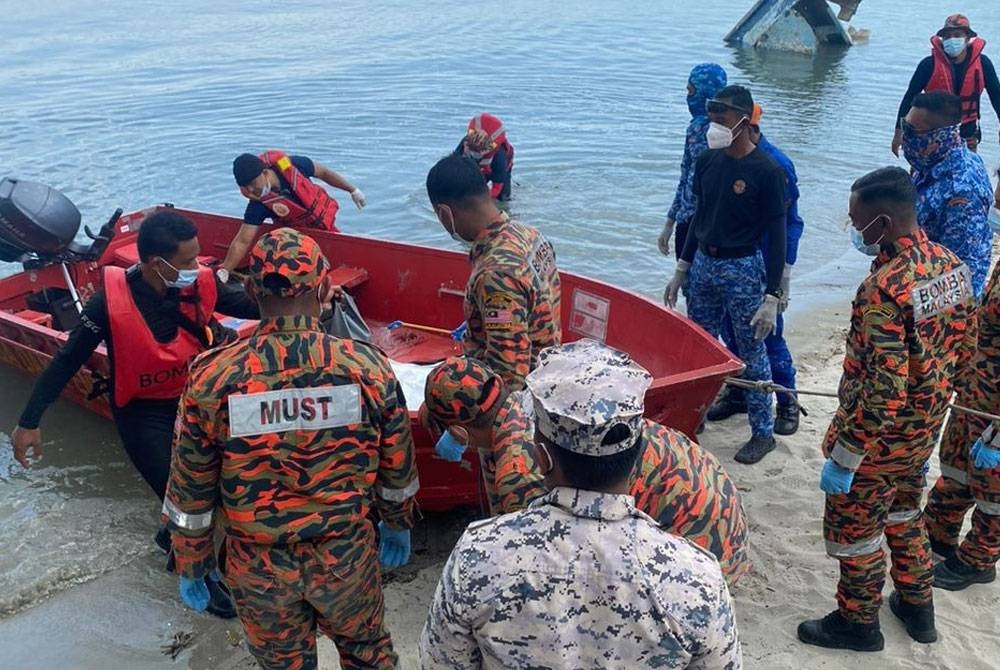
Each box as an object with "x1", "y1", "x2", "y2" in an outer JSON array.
[
  {"x1": 258, "y1": 180, "x2": 272, "y2": 198},
  {"x1": 707, "y1": 119, "x2": 747, "y2": 150}
]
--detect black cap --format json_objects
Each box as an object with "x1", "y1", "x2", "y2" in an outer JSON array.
[{"x1": 233, "y1": 153, "x2": 265, "y2": 187}]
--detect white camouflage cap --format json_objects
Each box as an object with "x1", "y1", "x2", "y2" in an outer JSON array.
[{"x1": 525, "y1": 339, "x2": 653, "y2": 456}]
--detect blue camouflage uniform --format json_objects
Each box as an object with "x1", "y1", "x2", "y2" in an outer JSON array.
[
  {"x1": 910, "y1": 124, "x2": 993, "y2": 297},
  {"x1": 667, "y1": 63, "x2": 728, "y2": 259},
  {"x1": 721, "y1": 133, "x2": 803, "y2": 407}
]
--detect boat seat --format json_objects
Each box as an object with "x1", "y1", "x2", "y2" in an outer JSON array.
[
  {"x1": 14, "y1": 309, "x2": 53, "y2": 328},
  {"x1": 328, "y1": 265, "x2": 369, "y2": 290}
]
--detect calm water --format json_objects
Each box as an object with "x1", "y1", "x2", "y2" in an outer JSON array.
[{"x1": 1, "y1": 0, "x2": 999, "y2": 628}]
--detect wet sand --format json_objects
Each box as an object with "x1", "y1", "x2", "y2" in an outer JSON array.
[{"x1": 2, "y1": 299, "x2": 999, "y2": 669}]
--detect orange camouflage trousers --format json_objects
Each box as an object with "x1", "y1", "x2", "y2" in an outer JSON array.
[
  {"x1": 824, "y1": 468, "x2": 932, "y2": 624},
  {"x1": 924, "y1": 414, "x2": 1000, "y2": 571},
  {"x1": 225, "y1": 530, "x2": 396, "y2": 670}
]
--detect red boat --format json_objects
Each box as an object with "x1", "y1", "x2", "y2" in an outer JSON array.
[{"x1": 0, "y1": 191, "x2": 742, "y2": 510}]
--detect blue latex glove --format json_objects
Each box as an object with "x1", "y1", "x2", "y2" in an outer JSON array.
[
  {"x1": 451, "y1": 322, "x2": 468, "y2": 342},
  {"x1": 971, "y1": 438, "x2": 1000, "y2": 470},
  {"x1": 378, "y1": 521, "x2": 411, "y2": 568},
  {"x1": 820, "y1": 458, "x2": 855, "y2": 495},
  {"x1": 435, "y1": 431, "x2": 467, "y2": 462},
  {"x1": 179, "y1": 576, "x2": 209, "y2": 612}
]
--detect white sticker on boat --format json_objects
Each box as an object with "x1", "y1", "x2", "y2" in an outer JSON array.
[
  {"x1": 911, "y1": 265, "x2": 972, "y2": 322},
  {"x1": 569, "y1": 288, "x2": 610, "y2": 341},
  {"x1": 227, "y1": 385, "x2": 361, "y2": 438}
]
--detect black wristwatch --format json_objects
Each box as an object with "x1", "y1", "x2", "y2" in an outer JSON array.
[{"x1": 767, "y1": 288, "x2": 784, "y2": 301}]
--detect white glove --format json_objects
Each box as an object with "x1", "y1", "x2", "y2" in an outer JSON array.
[
  {"x1": 663, "y1": 260, "x2": 690, "y2": 308},
  {"x1": 778, "y1": 264, "x2": 792, "y2": 313},
  {"x1": 751, "y1": 294, "x2": 779, "y2": 341},
  {"x1": 215, "y1": 268, "x2": 230, "y2": 284},
  {"x1": 350, "y1": 188, "x2": 366, "y2": 210},
  {"x1": 657, "y1": 219, "x2": 675, "y2": 257}
]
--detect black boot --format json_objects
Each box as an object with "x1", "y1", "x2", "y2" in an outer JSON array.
[
  {"x1": 888, "y1": 591, "x2": 937, "y2": 643},
  {"x1": 734, "y1": 435, "x2": 776, "y2": 464},
  {"x1": 933, "y1": 554, "x2": 997, "y2": 591},
  {"x1": 929, "y1": 538, "x2": 957, "y2": 562},
  {"x1": 706, "y1": 387, "x2": 747, "y2": 421},
  {"x1": 154, "y1": 525, "x2": 171, "y2": 554},
  {"x1": 797, "y1": 610, "x2": 884, "y2": 652},
  {"x1": 205, "y1": 574, "x2": 238, "y2": 619},
  {"x1": 774, "y1": 402, "x2": 800, "y2": 436}
]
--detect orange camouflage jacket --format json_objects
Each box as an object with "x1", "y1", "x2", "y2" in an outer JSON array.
[
  {"x1": 163, "y1": 315, "x2": 418, "y2": 578},
  {"x1": 464, "y1": 214, "x2": 562, "y2": 390},
  {"x1": 825, "y1": 229, "x2": 977, "y2": 474}
]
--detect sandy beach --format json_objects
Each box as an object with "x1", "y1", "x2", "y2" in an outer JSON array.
[{"x1": 2, "y1": 298, "x2": 997, "y2": 670}]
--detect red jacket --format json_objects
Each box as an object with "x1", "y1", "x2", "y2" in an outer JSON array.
[
  {"x1": 927, "y1": 36, "x2": 987, "y2": 126},
  {"x1": 468, "y1": 114, "x2": 514, "y2": 198},
  {"x1": 255, "y1": 150, "x2": 340, "y2": 232},
  {"x1": 106, "y1": 266, "x2": 217, "y2": 407}
]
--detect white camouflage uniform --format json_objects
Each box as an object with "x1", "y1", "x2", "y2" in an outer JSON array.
[{"x1": 419, "y1": 339, "x2": 742, "y2": 669}]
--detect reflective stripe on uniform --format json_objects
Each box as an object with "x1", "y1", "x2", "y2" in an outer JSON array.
[
  {"x1": 886, "y1": 508, "x2": 920, "y2": 525},
  {"x1": 162, "y1": 497, "x2": 214, "y2": 531},
  {"x1": 377, "y1": 477, "x2": 420, "y2": 503},
  {"x1": 941, "y1": 464, "x2": 969, "y2": 484},
  {"x1": 975, "y1": 498, "x2": 1000, "y2": 516},
  {"x1": 826, "y1": 534, "x2": 882, "y2": 558},
  {"x1": 831, "y1": 442, "x2": 864, "y2": 471}
]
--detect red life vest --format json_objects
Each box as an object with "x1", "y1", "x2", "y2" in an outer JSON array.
[
  {"x1": 105, "y1": 266, "x2": 217, "y2": 407},
  {"x1": 468, "y1": 114, "x2": 515, "y2": 191},
  {"x1": 927, "y1": 36, "x2": 987, "y2": 126},
  {"x1": 254, "y1": 150, "x2": 340, "y2": 232}
]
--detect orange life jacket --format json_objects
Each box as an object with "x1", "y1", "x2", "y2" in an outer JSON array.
[
  {"x1": 105, "y1": 265, "x2": 217, "y2": 407},
  {"x1": 927, "y1": 36, "x2": 987, "y2": 126},
  {"x1": 255, "y1": 150, "x2": 340, "y2": 232}
]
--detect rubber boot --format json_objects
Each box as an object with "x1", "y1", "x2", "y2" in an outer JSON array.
[
  {"x1": 706, "y1": 386, "x2": 747, "y2": 422},
  {"x1": 888, "y1": 591, "x2": 937, "y2": 643},
  {"x1": 929, "y1": 538, "x2": 956, "y2": 562},
  {"x1": 933, "y1": 555, "x2": 997, "y2": 591},
  {"x1": 797, "y1": 610, "x2": 884, "y2": 652}
]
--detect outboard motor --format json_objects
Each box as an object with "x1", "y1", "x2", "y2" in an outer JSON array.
[{"x1": 0, "y1": 177, "x2": 82, "y2": 262}]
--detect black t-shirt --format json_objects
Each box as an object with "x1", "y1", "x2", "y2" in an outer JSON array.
[
  {"x1": 243, "y1": 155, "x2": 316, "y2": 225},
  {"x1": 18, "y1": 269, "x2": 259, "y2": 428},
  {"x1": 680, "y1": 146, "x2": 787, "y2": 294}
]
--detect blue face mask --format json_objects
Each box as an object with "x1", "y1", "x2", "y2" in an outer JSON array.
[
  {"x1": 157, "y1": 258, "x2": 198, "y2": 289},
  {"x1": 850, "y1": 215, "x2": 885, "y2": 256},
  {"x1": 942, "y1": 37, "x2": 967, "y2": 57}
]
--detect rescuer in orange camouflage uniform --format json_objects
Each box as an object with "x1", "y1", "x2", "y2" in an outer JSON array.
[
  {"x1": 422, "y1": 351, "x2": 750, "y2": 585},
  {"x1": 426, "y1": 154, "x2": 561, "y2": 390},
  {"x1": 164, "y1": 228, "x2": 418, "y2": 670},
  {"x1": 923, "y1": 259, "x2": 1000, "y2": 591},
  {"x1": 798, "y1": 167, "x2": 977, "y2": 653}
]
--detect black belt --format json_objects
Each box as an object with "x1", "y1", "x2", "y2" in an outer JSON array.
[{"x1": 698, "y1": 243, "x2": 757, "y2": 259}]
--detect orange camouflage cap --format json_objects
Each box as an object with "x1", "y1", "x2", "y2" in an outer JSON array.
[
  {"x1": 750, "y1": 103, "x2": 764, "y2": 126},
  {"x1": 424, "y1": 357, "x2": 503, "y2": 426},
  {"x1": 248, "y1": 227, "x2": 330, "y2": 297},
  {"x1": 938, "y1": 14, "x2": 976, "y2": 38}
]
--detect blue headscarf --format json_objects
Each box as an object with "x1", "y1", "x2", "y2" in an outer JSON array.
[{"x1": 686, "y1": 63, "x2": 728, "y2": 118}]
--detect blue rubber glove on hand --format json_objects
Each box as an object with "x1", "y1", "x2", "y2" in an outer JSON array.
[
  {"x1": 378, "y1": 521, "x2": 411, "y2": 568},
  {"x1": 179, "y1": 576, "x2": 210, "y2": 612},
  {"x1": 820, "y1": 458, "x2": 855, "y2": 495},
  {"x1": 971, "y1": 438, "x2": 1000, "y2": 470},
  {"x1": 435, "y1": 431, "x2": 467, "y2": 462},
  {"x1": 451, "y1": 322, "x2": 468, "y2": 342}
]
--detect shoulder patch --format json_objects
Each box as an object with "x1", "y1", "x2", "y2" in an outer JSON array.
[
  {"x1": 862, "y1": 303, "x2": 897, "y2": 320},
  {"x1": 912, "y1": 265, "x2": 973, "y2": 321},
  {"x1": 945, "y1": 196, "x2": 969, "y2": 208},
  {"x1": 483, "y1": 293, "x2": 517, "y2": 330}
]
